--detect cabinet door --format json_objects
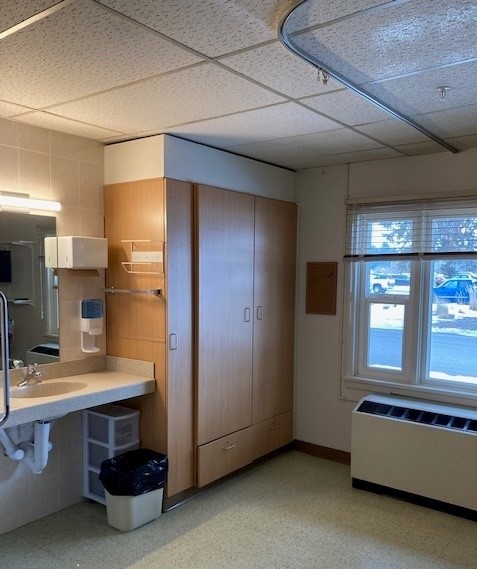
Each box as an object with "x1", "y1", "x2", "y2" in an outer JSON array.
[
  {"x1": 196, "y1": 185, "x2": 254, "y2": 446},
  {"x1": 164, "y1": 179, "x2": 194, "y2": 496},
  {"x1": 253, "y1": 197, "x2": 297, "y2": 423}
]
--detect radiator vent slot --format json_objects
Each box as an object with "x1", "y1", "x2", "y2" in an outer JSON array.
[{"x1": 356, "y1": 400, "x2": 477, "y2": 432}]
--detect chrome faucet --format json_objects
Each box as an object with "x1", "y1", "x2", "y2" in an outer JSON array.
[{"x1": 17, "y1": 364, "x2": 42, "y2": 387}]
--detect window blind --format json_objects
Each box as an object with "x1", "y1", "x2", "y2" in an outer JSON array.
[{"x1": 345, "y1": 198, "x2": 477, "y2": 261}]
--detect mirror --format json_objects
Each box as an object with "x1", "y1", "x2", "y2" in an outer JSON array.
[{"x1": 0, "y1": 212, "x2": 58, "y2": 369}]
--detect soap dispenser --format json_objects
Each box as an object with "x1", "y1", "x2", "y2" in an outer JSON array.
[{"x1": 81, "y1": 299, "x2": 103, "y2": 353}]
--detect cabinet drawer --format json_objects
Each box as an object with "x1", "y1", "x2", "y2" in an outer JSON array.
[
  {"x1": 252, "y1": 411, "x2": 293, "y2": 460},
  {"x1": 197, "y1": 427, "x2": 253, "y2": 487}
]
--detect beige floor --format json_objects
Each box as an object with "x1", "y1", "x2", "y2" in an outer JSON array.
[{"x1": 2, "y1": 451, "x2": 476, "y2": 569}]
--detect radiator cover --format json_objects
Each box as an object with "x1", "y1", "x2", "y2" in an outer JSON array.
[{"x1": 351, "y1": 394, "x2": 477, "y2": 512}]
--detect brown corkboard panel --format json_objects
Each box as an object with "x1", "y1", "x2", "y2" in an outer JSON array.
[{"x1": 306, "y1": 262, "x2": 337, "y2": 315}]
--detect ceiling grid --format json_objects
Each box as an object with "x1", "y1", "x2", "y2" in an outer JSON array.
[{"x1": 0, "y1": 0, "x2": 474, "y2": 169}]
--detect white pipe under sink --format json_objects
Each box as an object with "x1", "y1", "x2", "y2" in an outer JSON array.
[
  {"x1": 18, "y1": 421, "x2": 53, "y2": 474},
  {"x1": 0, "y1": 420, "x2": 54, "y2": 474},
  {"x1": 0, "y1": 427, "x2": 24, "y2": 460}
]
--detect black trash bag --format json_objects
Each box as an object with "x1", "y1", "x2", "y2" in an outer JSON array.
[{"x1": 100, "y1": 449, "x2": 168, "y2": 496}]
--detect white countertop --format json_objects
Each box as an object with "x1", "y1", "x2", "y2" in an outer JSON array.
[{"x1": 1, "y1": 371, "x2": 155, "y2": 428}]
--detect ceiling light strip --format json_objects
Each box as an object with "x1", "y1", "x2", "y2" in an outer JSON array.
[
  {"x1": 278, "y1": 0, "x2": 459, "y2": 154},
  {"x1": 0, "y1": 0, "x2": 75, "y2": 40}
]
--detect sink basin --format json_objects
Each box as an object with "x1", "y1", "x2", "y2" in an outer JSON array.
[{"x1": 11, "y1": 381, "x2": 88, "y2": 399}]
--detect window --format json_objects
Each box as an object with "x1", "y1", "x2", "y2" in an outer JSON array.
[{"x1": 343, "y1": 198, "x2": 477, "y2": 399}]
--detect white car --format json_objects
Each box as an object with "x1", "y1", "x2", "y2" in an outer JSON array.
[{"x1": 370, "y1": 275, "x2": 394, "y2": 293}]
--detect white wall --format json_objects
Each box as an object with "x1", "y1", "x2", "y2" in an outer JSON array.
[
  {"x1": 164, "y1": 135, "x2": 296, "y2": 201},
  {"x1": 104, "y1": 136, "x2": 165, "y2": 184},
  {"x1": 104, "y1": 134, "x2": 296, "y2": 202},
  {"x1": 294, "y1": 147, "x2": 477, "y2": 452},
  {"x1": 0, "y1": 117, "x2": 104, "y2": 534}
]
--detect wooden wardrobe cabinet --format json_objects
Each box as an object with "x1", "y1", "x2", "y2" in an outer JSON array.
[
  {"x1": 196, "y1": 187, "x2": 297, "y2": 486},
  {"x1": 104, "y1": 178, "x2": 296, "y2": 496}
]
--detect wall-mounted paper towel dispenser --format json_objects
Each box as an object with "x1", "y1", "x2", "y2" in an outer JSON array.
[{"x1": 45, "y1": 236, "x2": 108, "y2": 269}]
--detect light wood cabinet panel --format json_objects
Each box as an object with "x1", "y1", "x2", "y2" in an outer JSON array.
[
  {"x1": 196, "y1": 185, "x2": 254, "y2": 446},
  {"x1": 252, "y1": 411, "x2": 293, "y2": 460},
  {"x1": 252, "y1": 198, "x2": 297, "y2": 424},
  {"x1": 104, "y1": 178, "x2": 166, "y2": 352},
  {"x1": 164, "y1": 179, "x2": 194, "y2": 496},
  {"x1": 104, "y1": 178, "x2": 194, "y2": 498},
  {"x1": 197, "y1": 427, "x2": 253, "y2": 487}
]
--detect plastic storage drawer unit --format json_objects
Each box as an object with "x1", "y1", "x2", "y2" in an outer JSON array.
[{"x1": 83, "y1": 404, "x2": 140, "y2": 505}]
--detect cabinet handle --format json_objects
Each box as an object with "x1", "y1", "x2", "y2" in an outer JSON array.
[
  {"x1": 257, "y1": 306, "x2": 263, "y2": 320},
  {"x1": 223, "y1": 443, "x2": 235, "y2": 451},
  {"x1": 169, "y1": 333, "x2": 178, "y2": 351},
  {"x1": 244, "y1": 307, "x2": 251, "y2": 322}
]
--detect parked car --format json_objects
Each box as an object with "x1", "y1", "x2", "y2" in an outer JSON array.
[
  {"x1": 393, "y1": 274, "x2": 410, "y2": 286},
  {"x1": 370, "y1": 275, "x2": 395, "y2": 293},
  {"x1": 432, "y1": 278, "x2": 476, "y2": 303},
  {"x1": 455, "y1": 272, "x2": 477, "y2": 280}
]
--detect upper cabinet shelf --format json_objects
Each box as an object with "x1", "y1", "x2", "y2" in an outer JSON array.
[{"x1": 121, "y1": 240, "x2": 164, "y2": 276}]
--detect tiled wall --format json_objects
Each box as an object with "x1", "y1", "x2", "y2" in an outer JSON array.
[{"x1": 0, "y1": 117, "x2": 105, "y2": 534}]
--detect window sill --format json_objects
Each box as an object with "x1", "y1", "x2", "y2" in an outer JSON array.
[{"x1": 342, "y1": 375, "x2": 477, "y2": 409}]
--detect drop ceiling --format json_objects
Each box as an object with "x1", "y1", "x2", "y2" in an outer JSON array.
[{"x1": 1, "y1": 0, "x2": 476, "y2": 170}]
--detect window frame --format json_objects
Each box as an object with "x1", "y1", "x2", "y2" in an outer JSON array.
[{"x1": 342, "y1": 199, "x2": 477, "y2": 405}]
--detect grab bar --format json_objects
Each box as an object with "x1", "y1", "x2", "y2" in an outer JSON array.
[{"x1": 0, "y1": 291, "x2": 10, "y2": 426}]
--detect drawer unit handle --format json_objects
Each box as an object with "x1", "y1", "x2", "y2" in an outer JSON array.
[
  {"x1": 257, "y1": 305, "x2": 263, "y2": 320},
  {"x1": 169, "y1": 333, "x2": 178, "y2": 351},
  {"x1": 270, "y1": 425, "x2": 279, "y2": 431},
  {"x1": 223, "y1": 443, "x2": 235, "y2": 451},
  {"x1": 244, "y1": 307, "x2": 251, "y2": 322}
]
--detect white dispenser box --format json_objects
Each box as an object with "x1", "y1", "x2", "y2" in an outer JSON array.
[
  {"x1": 57, "y1": 236, "x2": 108, "y2": 268},
  {"x1": 44, "y1": 236, "x2": 58, "y2": 268}
]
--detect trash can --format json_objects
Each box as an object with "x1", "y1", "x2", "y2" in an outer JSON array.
[{"x1": 99, "y1": 449, "x2": 168, "y2": 531}]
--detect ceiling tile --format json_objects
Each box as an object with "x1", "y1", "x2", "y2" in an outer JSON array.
[
  {"x1": 220, "y1": 41, "x2": 341, "y2": 99},
  {"x1": 446, "y1": 134, "x2": 477, "y2": 151},
  {"x1": 165, "y1": 103, "x2": 340, "y2": 147},
  {"x1": 0, "y1": 101, "x2": 34, "y2": 118},
  {"x1": 355, "y1": 120, "x2": 429, "y2": 145},
  {"x1": 47, "y1": 64, "x2": 285, "y2": 133},
  {"x1": 286, "y1": 0, "x2": 389, "y2": 32},
  {"x1": 365, "y1": 60, "x2": 477, "y2": 116},
  {"x1": 16, "y1": 111, "x2": 123, "y2": 141},
  {"x1": 293, "y1": 0, "x2": 477, "y2": 84},
  {"x1": 413, "y1": 105, "x2": 477, "y2": 139},
  {"x1": 0, "y1": 0, "x2": 202, "y2": 108},
  {"x1": 394, "y1": 140, "x2": 444, "y2": 156},
  {"x1": 0, "y1": 1, "x2": 62, "y2": 33},
  {"x1": 98, "y1": 0, "x2": 285, "y2": 57},
  {"x1": 227, "y1": 128, "x2": 383, "y2": 168},
  {"x1": 298, "y1": 147, "x2": 402, "y2": 169},
  {"x1": 303, "y1": 89, "x2": 390, "y2": 126}
]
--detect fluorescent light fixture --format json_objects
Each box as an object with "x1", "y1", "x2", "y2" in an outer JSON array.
[{"x1": 0, "y1": 194, "x2": 61, "y2": 212}]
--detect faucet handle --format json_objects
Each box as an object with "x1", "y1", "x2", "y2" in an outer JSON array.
[
  {"x1": 24, "y1": 363, "x2": 42, "y2": 382},
  {"x1": 31, "y1": 363, "x2": 42, "y2": 378}
]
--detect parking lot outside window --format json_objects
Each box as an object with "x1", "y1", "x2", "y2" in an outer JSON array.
[{"x1": 343, "y1": 198, "x2": 477, "y2": 401}]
